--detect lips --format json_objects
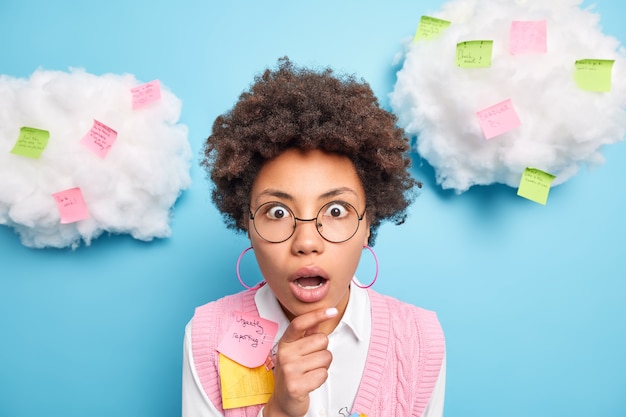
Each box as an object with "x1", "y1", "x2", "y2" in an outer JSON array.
[{"x1": 289, "y1": 266, "x2": 330, "y2": 303}]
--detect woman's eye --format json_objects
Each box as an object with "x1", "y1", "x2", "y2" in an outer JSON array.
[
  {"x1": 324, "y1": 203, "x2": 349, "y2": 218},
  {"x1": 266, "y1": 205, "x2": 291, "y2": 220}
]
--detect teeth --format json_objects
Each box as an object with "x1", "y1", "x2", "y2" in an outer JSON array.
[
  {"x1": 295, "y1": 276, "x2": 325, "y2": 289},
  {"x1": 296, "y1": 281, "x2": 324, "y2": 289}
]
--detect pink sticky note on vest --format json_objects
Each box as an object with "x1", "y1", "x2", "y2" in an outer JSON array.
[
  {"x1": 52, "y1": 187, "x2": 90, "y2": 224},
  {"x1": 217, "y1": 311, "x2": 279, "y2": 368},
  {"x1": 476, "y1": 98, "x2": 522, "y2": 140},
  {"x1": 80, "y1": 120, "x2": 117, "y2": 158},
  {"x1": 131, "y1": 79, "x2": 161, "y2": 109}
]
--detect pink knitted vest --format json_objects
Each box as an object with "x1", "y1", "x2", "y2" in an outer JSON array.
[{"x1": 191, "y1": 287, "x2": 444, "y2": 417}]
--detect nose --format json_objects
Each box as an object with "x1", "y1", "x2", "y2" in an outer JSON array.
[{"x1": 291, "y1": 216, "x2": 324, "y2": 254}]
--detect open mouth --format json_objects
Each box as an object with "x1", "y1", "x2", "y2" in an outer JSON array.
[
  {"x1": 289, "y1": 267, "x2": 330, "y2": 303},
  {"x1": 294, "y1": 276, "x2": 327, "y2": 289}
]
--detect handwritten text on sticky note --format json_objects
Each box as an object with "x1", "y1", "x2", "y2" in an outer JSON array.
[
  {"x1": 131, "y1": 79, "x2": 161, "y2": 109},
  {"x1": 217, "y1": 312, "x2": 278, "y2": 368},
  {"x1": 52, "y1": 187, "x2": 90, "y2": 224},
  {"x1": 457, "y1": 40, "x2": 493, "y2": 68},
  {"x1": 80, "y1": 120, "x2": 118, "y2": 158},
  {"x1": 574, "y1": 59, "x2": 614, "y2": 92},
  {"x1": 10, "y1": 127, "x2": 50, "y2": 159},
  {"x1": 510, "y1": 20, "x2": 547, "y2": 55},
  {"x1": 219, "y1": 353, "x2": 274, "y2": 409},
  {"x1": 476, "y1": 99, "x2": 522, "y2": 139},
  {"x1": 414, "y1": 16, "x2": 451, "y2": 42},
  {"x1": 517, "y1": 168, "x2": 556, "y2": 205}
]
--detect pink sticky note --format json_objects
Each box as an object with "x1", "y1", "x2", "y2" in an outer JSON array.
[
  {"x1": 476, "y1": 99, "x2": 522, "y2": 140},
  {"x1": 510, "y1": 20, "x2": 547, "y2": 55},
  {"x1": 80, "y1": 120, "x2": 117, "y2": 158},
  {"x1": 52, "y1": 187, "x2": 90, "y2": 224},
  {"x1": 131, "y1": 79, "x2": 161, "y2": 110},
  {"x1": 217, "y1": 311, "x2": 279, "y2": 368}
]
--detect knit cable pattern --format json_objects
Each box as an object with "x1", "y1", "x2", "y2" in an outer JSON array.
[
  {"x1": 351, "y1": 291, "x2": 445, "y2": 417},
  {"x1": 191, "y1": 288, "x2": 444, "y2": 417}
]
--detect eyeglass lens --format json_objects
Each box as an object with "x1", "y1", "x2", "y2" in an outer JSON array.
[{"x1": 251, "y1": 201, "x2": 361, "y2": 243}]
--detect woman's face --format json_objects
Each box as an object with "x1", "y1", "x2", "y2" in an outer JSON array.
[{"x1": 248, "y1": 148, "x2": 370, "y2": 333}]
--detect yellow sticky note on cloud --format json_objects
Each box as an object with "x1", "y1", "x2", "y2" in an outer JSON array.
[
  {"x1": 10, "y1": 127, "x2": 50, "y2": 159},
  {"x1": 574, "y1": 59, "x2": 614, "y2": 92},
  {"x1": 219, "y1": 353, "x2": 274, "y2": 409},
  {"x1": 457, "y1": 40, "x2": 493, "y2": 68},
  {"x1": 414, "y1": 16, "x2": 450, "y2": 42},
  {"x1": 517, "y1": 168, "x2": 556, "y2": 205}
]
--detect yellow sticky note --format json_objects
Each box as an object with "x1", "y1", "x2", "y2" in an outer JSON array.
[
  {"x1": 10, "y1": 127, "x2": 50, "y2": 158},
  {"x1": 414, "y1": 16, "x2": 451, "y2": 42},
  {"x1": 457, "y1": 40, "x2": 493, "y2": 68},
  {"x1": 517, "y1": 168, "x2": 556, "y2": 205},
  {"x1": 219, "y1": 353, "x2": 274, "y2": 409},
  {"x1": 574, "y1": 59, "x2": 615, "y2": 92}
]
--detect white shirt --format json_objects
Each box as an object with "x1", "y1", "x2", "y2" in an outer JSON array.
[{"x1": 182, "y1": 283, "x2": 446, "y2": 417}]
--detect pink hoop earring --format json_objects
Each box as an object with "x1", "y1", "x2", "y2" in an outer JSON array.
[
  {"x1": 352, "y1": 245, "x2": 379, "y2": 289},
  {"x1": 236, "y1": 246, "x2": 255, "y2": 289}
]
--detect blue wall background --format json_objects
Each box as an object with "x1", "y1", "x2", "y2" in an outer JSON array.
[{"x1": 1, "y1": 1, "x2": 624, "y2": 416}]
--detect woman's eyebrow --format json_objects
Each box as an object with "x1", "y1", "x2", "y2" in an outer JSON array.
[
  {"x1": 318, "y1": 187, "x2": 359, "y2": 200},
  {"x1": 254, "y1": 189, "x2": 294, "y2": 204},
  {"x1": 254, "y1": 187, "x2": 358, "y2": 204}
]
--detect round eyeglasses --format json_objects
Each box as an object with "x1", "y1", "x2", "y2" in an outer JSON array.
[{"x1": 249, "y1": 201, "x2": 366, "y2": 243}]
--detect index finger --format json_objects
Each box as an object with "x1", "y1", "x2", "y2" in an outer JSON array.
[{"x1": 281, "y1": 307, "x2": 338, "y2": 343}]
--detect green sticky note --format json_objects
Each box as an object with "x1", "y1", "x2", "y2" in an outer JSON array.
[
  {"x1": 10, "y1": 127, "x2": 50, "y2": 158},
  {"x1": 414, "y1": 16, "x2": 451, "y2": 42},
  {"x1": 456, "y1": 40, "x2": 493, "y2": 68},
  {"x1": 517, "y1": 168, "x2": 556, "y2": 205},
  {"x1": 574, "y1": 59, "x2": 614, "y2": 92}
]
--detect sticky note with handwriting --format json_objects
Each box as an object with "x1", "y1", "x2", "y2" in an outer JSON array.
[
  {"x1": 456, "y1": 40, "x2": 493, "y2": 68},
  {"x1": 131, "y1": 79, "x2": 161, "y2": 109},
  {"x1": 80, "y1": 120, "x2": 118, "y2": 158},
  {"x1": 574, "y1": 59, "x2": 614, "y2": 92},
  {"x1": 414, "y1": 16, "x2": 451, "y2": 42},
  {"x1": 52, "y1": 187, "x2": 90, "y2": 224},
  {"x1": 219, "y1": 353, "x2": 274, "y2": 409},
  {"x1": 517, "y1": 168, "x2": 556, "y2": 205},
  {"x1": 476, "y1": 99, "x2": 522, "y2": 139},
  {"x1": 10, "y1": 127, "x2": 50, "y2": 159},
  {"x1": 217, "y1": 312, "x2": 278, "y2": 369},
  {"x1": 510, "y1": 20, "x2": 547, "y2": 55}
]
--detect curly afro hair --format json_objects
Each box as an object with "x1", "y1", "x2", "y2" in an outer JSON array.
[{"x1": 202, "y1": 57, "x2": 419, "y2": 244}]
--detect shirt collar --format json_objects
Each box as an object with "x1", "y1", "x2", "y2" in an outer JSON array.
[{"x1": 255, "y1": 280, "x2": 369, "y2": 342}]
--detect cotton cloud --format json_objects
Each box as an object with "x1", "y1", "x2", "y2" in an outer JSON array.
[
  {"x1": 390, "y1": 0, "x2": 626, "y2": 193},
  {"x1": 0, "y1": 69, "x2": 191, "y2": 249}
]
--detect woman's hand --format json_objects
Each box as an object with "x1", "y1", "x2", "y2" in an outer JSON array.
[{"x1": 263, "y1": 307, "x2": 338, "y2": 417}]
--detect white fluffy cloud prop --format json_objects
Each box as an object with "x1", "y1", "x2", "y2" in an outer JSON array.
[
  {"x1": 390, "y1": 0, "x2": 626, "y2": 193},
  {"x1": 0, "y1": 69, "x2": 191, "y2": 249}
]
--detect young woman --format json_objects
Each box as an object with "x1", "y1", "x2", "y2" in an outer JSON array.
[{"x1": 183, "y1": 58, "x2": 445, "y2": 417}]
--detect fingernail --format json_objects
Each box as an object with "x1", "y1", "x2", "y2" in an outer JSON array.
[{"x1": 326, "y1": 308, "x2": 338, "y2": 317}]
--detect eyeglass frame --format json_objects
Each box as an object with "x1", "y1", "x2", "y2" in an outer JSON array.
[{"x1": 248, "y1": 200, "x2": 367, "y2": 244}]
